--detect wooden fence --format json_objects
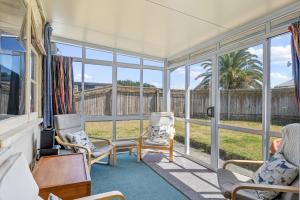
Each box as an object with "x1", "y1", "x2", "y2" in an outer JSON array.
[{"x1": 74, "y1": 86, "x2": 300, "y2": 124}]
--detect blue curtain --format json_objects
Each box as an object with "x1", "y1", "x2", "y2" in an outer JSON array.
[
  {"x1": 289, "y1": 23, "x2": 300, "y2": 110},
  {"x1": 43, "y1": 22, "x2": 53, "y2": 129}
]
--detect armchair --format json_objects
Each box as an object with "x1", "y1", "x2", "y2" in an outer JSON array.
[
  {"x1": 138, "y1": 112, "x2": 175, "y2": 162},
  {"x1": 54, "y1": 114, "x2": 116, "y2": 170},
  {"x1": 217, "y1": 123, "x2": 300, "y2": 200}
]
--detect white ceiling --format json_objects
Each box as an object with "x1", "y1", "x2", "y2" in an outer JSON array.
[{"x1": 44, "y1": 0, "x2": 297, "y2": 58}]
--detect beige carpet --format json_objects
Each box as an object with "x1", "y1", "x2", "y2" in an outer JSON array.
[{"x1": 142, "y1": 151, "x2": 225, "y2": 200}]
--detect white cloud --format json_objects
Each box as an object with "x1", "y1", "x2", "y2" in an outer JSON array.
[
  {"x1": 271, "y1": 72, "x2": 289, "y2": 81},
  {"x1": 248, "y1": 45, "x2": 291, "y2": 66},
  {"x1": 270, "y1": 45, "x2": 291, "y2": 65},
  {"x1": 74, "y1": 73, "x2": 93, "y2": 81}
]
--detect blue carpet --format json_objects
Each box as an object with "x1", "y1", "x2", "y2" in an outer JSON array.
[{"x1": 91, "y1": 154, "x2": 188, "y2": 200}]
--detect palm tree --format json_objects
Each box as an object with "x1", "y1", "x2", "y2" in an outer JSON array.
[{"x1": 195, "y1": 49, "x2": 263, "y2": 89}]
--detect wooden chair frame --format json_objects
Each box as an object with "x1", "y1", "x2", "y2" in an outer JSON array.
[
  {"x1": 55, "y1": 136, "x2": 116, "y2": 171},
  {"x1": 138, "y1": 128, "x2": 175, "y2": 162},
  {"x1": 223, "y1": 160, "x2": 299, "y2": 200},
  {"x1": 75, "y1": 191, "x2": 125, "y2": 200}
]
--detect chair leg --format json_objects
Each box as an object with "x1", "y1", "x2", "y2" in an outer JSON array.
[
  {"x1": 137, "y1": 144, "x2": 141, "y2": 162},
  {"x1": 129, "y1": 148, "x2": 132, "y2": 155},
  {"x1": 169, "y1": 139, "x2": 174, "y2": 162},
  {"x1": 138, "y1": 142, "x2": 142, "y2": 161},
  {"x1": 113, "y1": 144, "x2": 117, "y2": 166}
]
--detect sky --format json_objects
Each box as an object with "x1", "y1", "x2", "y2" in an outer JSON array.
[
  {"x1": 170, "y1": 32, "x2": 292, "y2": 89},
  {"x1": 57, "y1": 32, "x2": 292, "y2": 90}
]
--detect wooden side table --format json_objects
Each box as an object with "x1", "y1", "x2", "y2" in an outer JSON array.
[{"x1": 32, "y1": 153, "x2": 91, "y2": 200}]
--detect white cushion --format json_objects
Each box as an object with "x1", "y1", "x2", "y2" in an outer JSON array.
[
  {"x1": 147, "y1": 125, "x2": 172, "y2": 145},
  {"x1": 66, "y1": 130, "x2": 95, "y2": 153},
  {"x1": 253, "y1": 153, "x2": 298, "y2": 200},
  {"x1": 0, "y1": 152, "x2": 39, "y2": 200}
]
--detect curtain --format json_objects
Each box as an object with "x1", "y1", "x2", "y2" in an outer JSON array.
[
  {"x1": 42, "y1": 22, "x2": 53, "y2": 129},
  {"x1": 52, "y1": 55, "x2": 75, "y2": 115},
  {"x1": 288, "y1": 23, "x2": 300, "y2": 110}
]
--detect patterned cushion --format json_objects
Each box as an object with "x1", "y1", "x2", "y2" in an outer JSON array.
[
  {"x1": 253, "y1": 153, "x2": 298, "y2": 200},
  {"x1": 66, "y1": 131, "x2": 95, "y2": 153},
  {"x1": 147, "y1": 125, "x2": 172, "y2": 145}
]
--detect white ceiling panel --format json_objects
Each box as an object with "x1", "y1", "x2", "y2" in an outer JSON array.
[{"x1": 43, "y1": 0, "x2": 297, "y2": 58}]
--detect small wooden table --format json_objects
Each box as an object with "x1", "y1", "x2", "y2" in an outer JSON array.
[{"x1": 32, "y1": 153, "x2": 91, "y2": 200}]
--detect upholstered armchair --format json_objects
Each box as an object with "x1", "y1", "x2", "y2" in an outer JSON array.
[
  {"x1": 217, "y1": 123, "x2": 300, "y2": 200},
  {"x1": 54, "y1": 114, "x2": 116, "y2": 170},
  {"x1": 138, "y1": 112, "x2": 175, "y2": 162}
]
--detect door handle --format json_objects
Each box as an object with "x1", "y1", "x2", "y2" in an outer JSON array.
[{"x1": 206, "y1": 106, "x2": 214, "y2": 118}]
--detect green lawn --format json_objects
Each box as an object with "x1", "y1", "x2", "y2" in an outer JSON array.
[{"x1": 85, "y1": 120, "x2": 282, "y2": 161}]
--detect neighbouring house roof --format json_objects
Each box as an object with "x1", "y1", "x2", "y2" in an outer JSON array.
[{"x1": 274, "y1": 79, "x2": 294, "y2": 88}]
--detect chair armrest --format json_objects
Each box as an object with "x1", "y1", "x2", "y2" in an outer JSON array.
[
  {"x1": 231, "y1": 183, "x2": 299, "y2": 200},
  {"x1": 223, "y1": 160, "x2": 264, "y2": 169},
  {"x1": 75, "y1": 191, "x2": 125, "y2": 200},
  {"x1": 89, "y1": 136, "x2": 112, "y2": 144},
  {"x1": 55, "y1": 136, "x2": 92, "y2": 169}
]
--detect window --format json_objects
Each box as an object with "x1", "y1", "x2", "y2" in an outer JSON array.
[
  {"x1": 117, "y1": 67, "x2": 140, "y2": 116},
  {"x1": 0, "y1": 36, "x2": 25, "y2": 119},
  {"x1": 143, "y1": 59, "x2": 164, "y2": 67},
  {"x1": 54, "y1": 42, "x2": 82, "y2": 58},
  {"x1": 86, "y1": 48, "x2": 113, "y2": 61},
  {"x1": 30, "y1": 51, "x2": 37, "y2": 112},
  {"x1": 270, "y1": 33, "x2": 296, "y2": 132},
  {"x1": 116, "y1": 120, "x2": 140, "y2": 139},
  {"x1": 219, "y1": 44, "x2": 263, "y2": 130},
  {"x1": 85, "y1": 121, "x2": 113, "y2": 139},
  {"x1": 190, "y1": 60, "x2": 212, "y2": 121},
  {"x1": 73, "y1": 62, "x2": 82, "y2": 113},
  {"x1": 143, "y1": 69, "x2": 163, "y2": 117},
  {"x1": 218, "y1": 44, "x2": 264, "y2": 174},
  {"x1": 117, "y1": 54, "x2": 140, "y2": 64},
  {"x1": 83, "y1": 64, "x2": 112, "y2": 116},
  {"x1": 170, "y1": 66, "x2": 185, "y2": 118}
]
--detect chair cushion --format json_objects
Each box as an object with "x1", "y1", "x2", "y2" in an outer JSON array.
[
  {"x1": 147, "y1": 125, "x2": 172, "y2": 145},
  {"x1": 0, "y1": 153, "x2": 39, "y2": 200},
  {"x1": 253, "y1": 153, "x2": 298, "y2": 200},
  {"x1": 66, "y1": 130, "x2": 96, "y2": 153},
  {"x1": 91, "y1": 145, "x2": 113, "y2": 158},
  {"x1": 48, "y1": 193, "x2": 62, "y2": 200},
  {"x1": 217, "y1": 168, "x2": 259, "y2": 200},
  {"x1": 279, "y1": 123, "x2": 300, "y2": 166}
]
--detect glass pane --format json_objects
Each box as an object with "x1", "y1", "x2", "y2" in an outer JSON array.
[
  {"x1": 143, "y1": 59, "x2": 164, "y2": 67},
  {"x1": 0, "y1": 52, "x2": 25, "y2": 118},
  {"x1": 86, "y1": 48, "x2": 113, "y2": 61},
  {"x1": 54, "y1": 43, "x2": 82, "y2": 58},
  {"x1": 173, "y1": 119, "x2": 185, "y2": 154},
  {"x1": 219, "y1": 128, "x2": 263, "y2": 176},
  {"x1": 189, "y1": 123, "x2": 211, "y2": 164},
  {"x1": 219, "y1": 44, "x2": 263, "y2": 130},
  {"x1": 73, "y1": 62, "x2": 82, "y2": 113},
  {"x1": 190, "y1": 60, "x2": 212, "y2": 122},
  {"x1": 116, "y1": 120, "x2": 140, "y2": 139},
  {"x1": 170, "y1": 66, "x2": 185, "y2": 118},
  {"x1": 143, "y1": 69, "x2": 163, "y2": 117},
  {"x1": 270, "y1": 33, "x2": 298, "y2": 132},
  {"x1": 117, "y1": 54, "x2": 140, "y2": 64},
  {"x1": 0, "y1": 36, "x2": 25, "y2": 52},
  {"x1": 83, "y1": 64, "x2": 112, "y2": 116},
  {"x1": 85, "y1": 121, "x2": 113, "y2": 140},
  {"x1": 117, "y1": 67, "x2": 140, "y2": 115}
]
